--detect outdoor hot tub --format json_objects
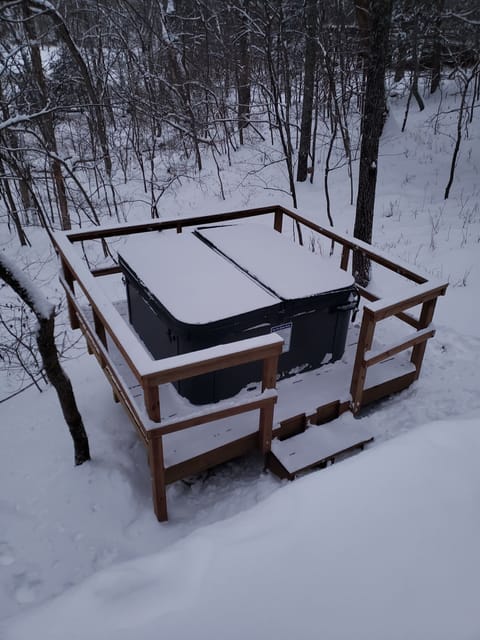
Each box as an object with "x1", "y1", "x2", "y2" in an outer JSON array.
[{"x1": 118, "y1": 223, "x2": 357, "y2": 404}]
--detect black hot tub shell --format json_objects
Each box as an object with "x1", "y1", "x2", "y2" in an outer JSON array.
[{"x1": 118, "y1": 223, "x2": 357, "y2": 405}]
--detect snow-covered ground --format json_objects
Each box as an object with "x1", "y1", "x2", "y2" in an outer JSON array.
[
  {"x1": 1, "y1": 83, "x2": 480, "y2": 637},
  {"x1": 4, "y1": 412, "x2": 480, "y2": 640}
]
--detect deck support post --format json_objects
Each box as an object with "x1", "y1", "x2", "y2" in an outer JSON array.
[
  {"x1": 259, "y1": 402, "x2": 274, "y2": 455},
  {"x1": 259, "y1": 353, "x2": 279, "y2": 457},
  {"x1": 262, "y1": 354, "x2": 279, "y2": 391},
  {"x1": 144, "y1": 383, "x2": 161, "y2": 422},
  {"x1": 411, "y1": 298, "x2": 437, "y2": 379},
  {"x1": 340, "y1": 246, "x2": 350, "y2": 271},
  {"x1": 61, "y1": 259, "x2": 79, "y2": 329},
  {"x1": 350, "y1": 308, "x2": 376, "y2": 413},
  {"x1": 149, "y1": 436, "x2": 168, "y2": 522},
  {"x1": 273, "y1": 209, "x2": 283, "y2": 233},
  {"x1": 92, "y1": 310, "x2": 107, "y2": 366}
]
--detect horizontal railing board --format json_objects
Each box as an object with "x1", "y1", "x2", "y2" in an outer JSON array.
[
  {"x1": 364, "y1": 327, "x2": 436, "y2": 367},
  {"x1": 365, "y1": 282, "x2": 448, "y2": 320}
]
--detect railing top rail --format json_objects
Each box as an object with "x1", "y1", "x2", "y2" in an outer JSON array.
[
  {"x1": 364, "y1": 281, "x2": 448, "y2": 321},
  {"x1": 140, "y1": 334, "x2": 283, "y2": 385},
  {"x1": 61, "y1": 206, "x2": 280, "y2": 242},
  {"x1": 57, "y1": 204, "x2": 430, "y2": 285},
  {"x1": 278, "y1": 206, "x2": 429, "y2": 285}
]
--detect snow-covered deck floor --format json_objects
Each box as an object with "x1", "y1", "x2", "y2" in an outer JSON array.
[{"x1": 102, "y1": 302, "x2": 413, "y2": 470}]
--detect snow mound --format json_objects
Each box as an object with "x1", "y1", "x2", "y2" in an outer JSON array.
[{"x1": 4, "y1": 412, "x2": 480, "y2": 640}]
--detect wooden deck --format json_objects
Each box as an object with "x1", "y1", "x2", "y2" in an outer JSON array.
[{"x1": 53, "y1": 205, "x2": 448, "y2": 521}]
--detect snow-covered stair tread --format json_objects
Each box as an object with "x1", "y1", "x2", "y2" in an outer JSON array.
[{"x1": 271, "y1": 420, "x2": 373, "y2": 476}]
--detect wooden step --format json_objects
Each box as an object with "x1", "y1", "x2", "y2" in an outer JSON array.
[{"x1": 267, "y1": 420, "x2": 373, "y2": 480}]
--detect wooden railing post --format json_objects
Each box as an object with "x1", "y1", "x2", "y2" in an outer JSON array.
[
  {"x1": 273, "y1": 208, "x2": 283, "y2": 233},
  {"x1": 259, "y1": 402, "x2": 275, "y2": 454},
  {"x1": 259, "y1": 353, "x2": 279, "y2": 454},
  {"x1": 411, "y1": 298, "x2": 437, "y2": 379},
  {"x1": 61, "y1": 259, "x2": 80, "y2": 329},
  {"x1": 262, "y1": 354, "x2": 279, "y2": 391},
  {"x1": 149, "y1": 436, "x2": 168, "y2": 522},
  {"x1": 350, "y1": 308, "x2": 376, "y2": 413},
  {"x1": 92, "y1": 310, "x2": 107, "y2": 364},
  {"x1": 340, "y1": 245, "x2": 350, "y2": 271},
  {"x1": 144, "y1": 382, "x2": 161, "y2": 422}
]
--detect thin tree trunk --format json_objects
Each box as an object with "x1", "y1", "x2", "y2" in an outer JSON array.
[
  {"x1": 444, "y1": 65, "x2": 478, "y2": 200},
  {"x1": 237, "y1": 0, "x2": 251, "y2": 145},
  {"x1": 430, "y1": 0, "x2": 445, "y2": 94},
  {"x1": 0, "y1": 163, "x2": 30, "y2": 246},
  {"x1": 36, "y1": 315, "x2": 91, "y2": 465}
]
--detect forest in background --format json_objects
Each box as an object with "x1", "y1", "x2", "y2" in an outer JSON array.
[
  {"x1": 0, "y1": 0, "x2": 479, "y2": 401},
  {"x1": 1, "y1": 0, "x2": 479, "y2": 236}
]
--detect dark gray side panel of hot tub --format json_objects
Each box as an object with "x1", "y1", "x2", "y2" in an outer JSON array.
[
  {"x1": 121, "y1": 260, "x2": 355, "y2": 406},
  {"x1": 126, "y1": 281, "x2": 178, "y2": 360},
  {"x1": 177, "y1": 293, "x2": 354, "y2": 404}
]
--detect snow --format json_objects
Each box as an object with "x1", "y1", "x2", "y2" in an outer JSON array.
[
  {"x1": 0, "y1": 250, "x2": 54, "y2": 320},
  {"x1": 118, "y1": 230, "x2": 280, "y2": 324},
  {"x1": 117, "y1": 222, "x2": 354, "y2": 327},
  {"x1": 271, "y1": 412, "x2": 373, "y2": 472},
  {"x1": 2, "y1": 78, "x2": 480, "y2": 639},
  {"x1": 198, "y1": 222, "x2": 355, "y2": 299},
  {"x1": 3, "y1": 413, "x2": 480, "y2": 640}
]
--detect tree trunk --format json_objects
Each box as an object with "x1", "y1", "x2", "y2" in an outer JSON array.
[
  {"x1": 0, "y1": 258, "x2": 90, "y2": 466},
  {"x1": 237, "y1": 0, "x2": 251, "y2": 145},
  {"x1": 353, "y1": 0, "x2": 393, "y2": 287},
  {"x1": 430, "y1": 0, "x2": 445, "y2": 94},
  {"x1": 297, "y1": 0, "x2": 318, "y2": 182},
  {"x1": 36, "y1": 315, "x2": 91, "y2": 465}
]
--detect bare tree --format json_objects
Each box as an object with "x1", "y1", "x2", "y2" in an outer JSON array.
[{"x1": 0, "y1": 254, "x2": 91, "y2": 466}]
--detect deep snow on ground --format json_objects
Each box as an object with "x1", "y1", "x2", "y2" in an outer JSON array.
[
  {"x1": 1, "y1": 82, "x2": 480, "y2": 633},
  {"x1": 4, "y1": 412, "x2": 480, "y2": 640}
]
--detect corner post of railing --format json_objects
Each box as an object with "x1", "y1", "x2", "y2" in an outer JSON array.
[
  {"x1": 148, "y1": 434, "x2": 168, "y2": 522},
  {"x1": 259, "y1": 347, "x2": 281, "y2": 455},
  {"x1": 411, "y1": 296, "x2": 438, "y2": 380},
  {"x1": 273, "y1": 207, "x2": 283, "y2": 233},
  {"x1": 350, "y1": 307, "x2": 376, "y2": 414},
  {"x1": 60, "y1": 257, "x2": 80, "y2": 330}
]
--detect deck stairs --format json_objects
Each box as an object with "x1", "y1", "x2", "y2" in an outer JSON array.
[{"x1": 268, "y1": 417, "x2": 374, "y2": 481}]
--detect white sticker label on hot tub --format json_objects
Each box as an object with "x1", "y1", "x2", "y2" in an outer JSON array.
[{"x1": 271, "y1": 322, "x2": 292, "y2": 353}]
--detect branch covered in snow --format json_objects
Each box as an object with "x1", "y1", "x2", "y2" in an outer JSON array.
[
  {"x1": 0, "y1": 105, "x2": 57, "y2": 132},
  {"x1": 0, "y1": 252, "x2": 54, "y2": 320}
]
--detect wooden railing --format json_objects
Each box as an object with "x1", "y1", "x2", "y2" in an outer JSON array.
[
  {"x1": 55, "y1": 224, "x2": 282, "y2": 521},
  {"x1": 53, "y1": 205, "x2": 448, "y2": 520},
  {"x1": 349, "y1": 282, "x2": 447, "y2": 413}
]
